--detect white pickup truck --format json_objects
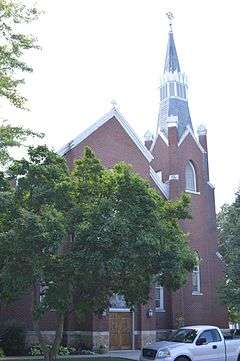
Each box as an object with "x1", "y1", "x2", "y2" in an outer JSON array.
[{"x1": 139, "y1": 325, "x2": 240, "y2": 361}]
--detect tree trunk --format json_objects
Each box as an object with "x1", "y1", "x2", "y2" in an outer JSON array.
[
  {"x1": 48, "y1": 313, "x2": 65, "y2": 361},
  {"x1": 32, "y1": 284, "x2": 50, "y2": 361}
]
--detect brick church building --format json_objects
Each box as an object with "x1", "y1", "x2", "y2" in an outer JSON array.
[{"x1": 1, "y1": 23, "x2": 228, "y2": 349}]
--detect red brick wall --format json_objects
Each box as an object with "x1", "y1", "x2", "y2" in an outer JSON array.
[
  {"x1": 0, "y1": 115, "x2": 228, "y2": 336},
  {"x1": 65, "y1": 116, "x2": 151, "y2": 182}
]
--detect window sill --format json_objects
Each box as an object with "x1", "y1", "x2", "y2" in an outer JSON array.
[
  {"x1": 156, "y1": 308, "x2": 166, "y2": 313},
  {"x1": 185, "y1": 190, "x2": 200, "y2": 195},
  {"x1": 109, "y1": 308, "x2": 131, "y2": 312},
  {"x1": 192, "y1": 292, "x2": 203, "y2": 296}
]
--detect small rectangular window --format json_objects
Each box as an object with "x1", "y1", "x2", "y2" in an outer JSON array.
[
  {"x1": 192, "y1": 265, "x2": 201, "y2": 294},
  {"x1": 155, "y1": 285, "x2": 164, "y2": 311}
]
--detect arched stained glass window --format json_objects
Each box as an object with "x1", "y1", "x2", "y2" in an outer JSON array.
[{"x1": 185, "y1": 161, "x2": 197, "y2": 192}]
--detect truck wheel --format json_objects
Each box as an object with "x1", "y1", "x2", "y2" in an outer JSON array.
[{"x1": 175, "y1": 357, "x2": 190, "y2": 361}]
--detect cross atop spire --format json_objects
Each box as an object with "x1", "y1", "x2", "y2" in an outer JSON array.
[
  {"x1": 164, "y1": 15, "x2": 180, "y2": 74},
  {"x1": 166, "y1": 12, "x2": 174, "y2": 32}
]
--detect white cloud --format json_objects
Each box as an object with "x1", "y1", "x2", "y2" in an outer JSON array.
[{"x1": 3, "y1": 0, "x2": 239, "y2": 210}]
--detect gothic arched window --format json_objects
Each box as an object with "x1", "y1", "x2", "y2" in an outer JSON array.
[{"x1": 185, "y1": 161, "x2": 197, "y2": 192}]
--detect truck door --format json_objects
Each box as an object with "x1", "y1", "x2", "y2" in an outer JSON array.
[{"x1": 193, "y1": 329, "x2": 225, "y2": 361}]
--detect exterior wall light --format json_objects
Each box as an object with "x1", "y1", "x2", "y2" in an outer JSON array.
[{"x1": 147, "y1": 308, "x2": 153, "y2": 317}]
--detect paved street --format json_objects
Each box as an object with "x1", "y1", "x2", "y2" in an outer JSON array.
[{"x1": 108, "y1": 350, "x2": 140, "y2": 360}]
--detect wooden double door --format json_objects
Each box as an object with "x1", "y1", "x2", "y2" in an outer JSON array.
[{"x1": 109, "y1": 312, "x2": 132, "y2": 350}]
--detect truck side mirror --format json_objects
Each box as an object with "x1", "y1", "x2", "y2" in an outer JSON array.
[{"x1": 196, "y1": 337, "x2": 207, "y2": 346}]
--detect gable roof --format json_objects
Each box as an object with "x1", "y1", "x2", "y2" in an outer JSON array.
[
  {"x1": 178, "y1": 125, "x2": 206, "y2": 154},
  {"x1": 58, "y1": 107, "x2": 153, "y2": 163},
  {"x1": 150, "y1": 130, "x2": 169, "y2": 152}
]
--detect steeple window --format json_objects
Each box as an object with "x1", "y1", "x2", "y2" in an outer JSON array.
[
  {"x1": 160, "y1": 85, "x2": 168, "y2": 101},
  {"x1": 176, "y1": 83, "x2": 186, "y2": 99},
  {"x1": 169, "y1": 82, "x2": 175, "y2": 96},
  {"x1": 185, "y1": 161, "x2": 197, "y2": 192},
  {"x1": 177, "y1": 83, "x2": 181, "y2": 97},
  {"x1": 182, "y1": 86, "x2": 186, "y2": 99}
]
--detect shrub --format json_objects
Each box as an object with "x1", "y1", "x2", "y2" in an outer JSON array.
[
  {"x1": 30, "y1": 344, "x2": 76, "y2": 356},
  {"x1": 79, "y1": 349, "x2": 95, "y2": 355},
  {"x1": 0, "y1": 320, "x2": 26, "y2": 356},
  {"x1": 95, "y1": 344, "x2": 107, "y2": 354},
  {"x1": 0, "y1": 348, "x2": 5, "y2": 358}
]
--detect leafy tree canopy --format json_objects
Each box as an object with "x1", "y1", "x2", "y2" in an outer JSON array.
[
  {"x1": 0, "y1": 0, "x2": 40, "y2": 108},
  {"x1": 0, "y1": 0, "x2": 42, "y2": 165},
  {"x1": 218, "y1": 192, "x2": 240, "y2": 320},
  {"x1": 0, "y1": 121, "x2": 43, "y2": 165},
  {"x1": 0, "y1": 146, "x2": 196, "y2": 360}
]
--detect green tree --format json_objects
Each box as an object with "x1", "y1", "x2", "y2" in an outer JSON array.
[
  {"x1": 0, "y1": 121, "x2": 43, "y2": 165},
  {"x1": 0, "y1": 0, "x2": 40, "y2": 108},
  {"x1": 0, "y1": 0, "x2": 42, "y2": 165},
  {"x1": 218, "y1": 192, "x2": 240, "y2": 320},
  {"x1": 0, "y1": 146, "x2": 196, "y2": 361}
]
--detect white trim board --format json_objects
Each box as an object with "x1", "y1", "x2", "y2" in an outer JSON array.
[
  {"x1": 150, "y1": 130, "x2": 169, "y2": 152},
  {"x1": 150, "y1": 167, "x2": 169, "y2": 199},
  {"x1": 58, "y1": 107, "x2": 153, "y2": 163}
]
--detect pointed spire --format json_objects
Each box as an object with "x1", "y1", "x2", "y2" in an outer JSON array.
[
  {"x1": 164, "y1": 32, "x2": 181, "y2": 73},
  {"x1": 164, "y1": 14, "x2": 180, "y2": 74},
  {"x1": 157, "y1": 14, "x2": 194, "y2": 139}
]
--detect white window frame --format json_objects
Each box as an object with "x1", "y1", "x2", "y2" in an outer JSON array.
[
  {"x1": 185, "y1": 161, "x2": 197, "y2": 192},
  {"x1": 192, "y1": 264, "x2": 202, "y2": 295},
  {"x1": 155, "y1": 285, "x2": 165, "y2": 312}
]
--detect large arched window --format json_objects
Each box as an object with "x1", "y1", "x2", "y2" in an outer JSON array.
[{"x1": 185, "y1": 161, "x2": 197, "y2": 192}]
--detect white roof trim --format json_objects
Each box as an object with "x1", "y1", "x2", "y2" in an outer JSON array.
[
  {"x1": 58, "y1": 107, "x2": 153, "y2": 162},
  {"x1": 150, "y1": 166, "x2": 169, "y2": 199},
  {"x1": 150, "y1": 130, "x2": 169, "y2": 152},
  {"x1": 178, "y1": 125, "x2": 206, "y2": 154},
  {"x1": 207, "y1": 181, "x2": 215, "y2": 189}
]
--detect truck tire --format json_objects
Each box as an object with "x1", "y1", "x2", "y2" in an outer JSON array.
[
  {"x1": 175, "y1": 357, "x2": 191, "y2": 361},
  {"x1": 237, "y1": 354, "x2": 240, "y2": 361}
]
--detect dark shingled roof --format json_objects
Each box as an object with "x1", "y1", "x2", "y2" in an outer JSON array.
[
  {"x1": 159, "y1": 98, "x2": 193, "y2": 138},
  {"x1": 164, "y1": 31, "x2": 181, "y2": 73}
]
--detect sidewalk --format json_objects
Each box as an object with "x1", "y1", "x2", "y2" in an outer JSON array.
[{"x1": 3, "y1": 350, "x2": 140, "y2": 361}]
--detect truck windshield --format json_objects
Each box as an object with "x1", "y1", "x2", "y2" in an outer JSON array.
[{"x1": 168, "y1": 328, "x2": 198, "y2": 343}]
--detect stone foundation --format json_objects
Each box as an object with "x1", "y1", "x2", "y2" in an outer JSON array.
[
  {"x1": 26, "y1": 329, "x2": 175, "y2": 350},
  {"x1": 26, "y1": 331, "x2": 56, "y2": 347},
  {"x1": 26, "y1": 330, "x2": 109, "y2": 350},
  {"x1": 64, "y1": 331, "x2": 89, "y2": 348},
  {"x1": 156, "y1": 329, "x2": 173, "y2": 341},
  {"x1": 139, "y1": 330, "x2": 156, "y2": 347},
  {"x1": 92, "y1": 331, "x2": 109, "y2": 351}
]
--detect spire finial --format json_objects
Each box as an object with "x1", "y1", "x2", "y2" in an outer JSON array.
[
  {"x1": 166, "y1": 12, "x2": 174, "y2": 32},
  {"x1": 111, "y1": 99, "x2": 118, "y2": 110}
]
